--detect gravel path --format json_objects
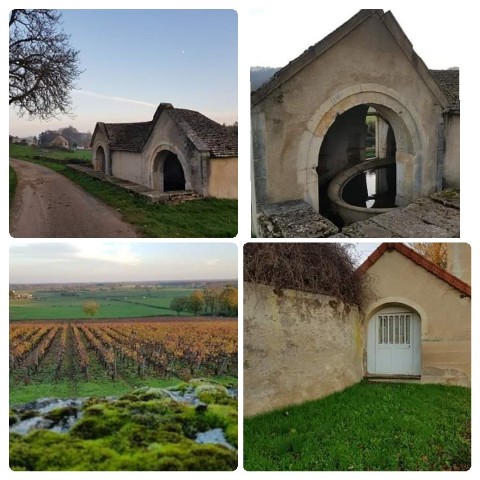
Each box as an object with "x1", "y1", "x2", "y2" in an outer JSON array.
[{"x1": 10, "y1": 159, "x2": 139, "y2": 238}]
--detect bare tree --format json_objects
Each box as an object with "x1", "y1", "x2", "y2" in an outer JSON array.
[{"x1": 9, "y1": 9, "x2": 82, "y2": 119}]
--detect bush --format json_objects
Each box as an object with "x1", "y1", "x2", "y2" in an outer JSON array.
[{"x1": 244, "y1": 243, "x2": 366, "y2": 307}]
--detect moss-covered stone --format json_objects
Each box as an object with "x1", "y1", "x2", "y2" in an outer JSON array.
[
  {"x1": 19, "y1": 410, "x2": 38, "y2": 421},
  {"x1": 70, "y1": 404, "x2": 128, "y2": 440},
  {"x1": 44, "y1": 406, "x2": 78, "y2": 423},
  {"x1": 9, "y1": 411, "x2": 19, "y2": 426},
  {"x1": 194, "y1": 383, "x2": 232, "y2": 405},
  {"x1": 9, "y1": 380, "x2": 238, "y2": 471}
]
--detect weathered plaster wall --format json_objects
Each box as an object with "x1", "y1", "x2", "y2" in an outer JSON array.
[
  {"x1": 446, "y1": 243, "x2": 471, "y2": 285},
  {"x1": 111, "y1": 151, "x2": 143, "y2": 184},
  {"x1": 365, "y1": 249, "x2": 470, "y2": 386},
  {"x1": 244, "y1": 283, "x2": 363, "y2": 417},
  {"x1": 253, "y1": 14, "x2": 445, "y2": 210},
  {"x1": 207, "y1": 157, "x2": 238, "y2": 199},
  {"x1": 443, "y1": 114, "x2": 460, "y2": 188}
]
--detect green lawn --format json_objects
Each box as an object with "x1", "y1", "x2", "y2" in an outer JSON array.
[
  {"x1": 9, "y1": 144, "x2": 238, "y2": 237},
  {"x1": 244, "y1": 381, "x2": 471, "y2": 471}
]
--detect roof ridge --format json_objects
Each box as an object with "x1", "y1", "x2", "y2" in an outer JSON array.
[
  {"x1": 252, "y1": 9, "x2": 450, "y2": 109},
  {"x1": 358, "y1": 243, "x2": 471, "y2": 296}
]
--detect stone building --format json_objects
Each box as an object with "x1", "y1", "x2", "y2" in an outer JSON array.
[
  {"x1": 359, "y1": 243, "x2": 470, "y2": 387},
  {"x1": 90, "y1": 103, "x2": 238, "y2": 199},
  {"x1": 251, "y1": 9, "x2": 460, "y2": 232},
  {"x1": 49, "y1": 135, "x2": 69, "y2": 149},
  {"x1": 244, "y1": 243, "x2": 470, "y2": 416}
]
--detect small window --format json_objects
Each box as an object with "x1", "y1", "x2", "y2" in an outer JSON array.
[{"x1": 378, "y1": 313, "x2": 411, "y2": 345}]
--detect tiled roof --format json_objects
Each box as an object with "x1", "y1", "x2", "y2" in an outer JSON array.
[
  {"x1": 103, "y1": 122, "x2": 151, "y2": 152},
  {"x1": 429, "y1": 69, "x2": 460, "y2": 113},
  {"x1": 168, "y1": 108, "x2": 238, "y2": 157},
  {"x1": 97, "y1": 104, "x2": 237, "y2": 157},
  {"x1": 358, "y1": 243, "x2": 471, "y2": 296}
]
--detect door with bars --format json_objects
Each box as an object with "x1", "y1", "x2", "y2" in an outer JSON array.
[{"x1": 367, "y1": 307, "x2": 421, "y2": 375}]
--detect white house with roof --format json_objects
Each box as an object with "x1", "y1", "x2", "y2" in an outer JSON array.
[{"x1": 90, "y1": 103, "x2": 238, "y2": 199}]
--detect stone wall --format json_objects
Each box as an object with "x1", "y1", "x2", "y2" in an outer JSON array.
[
  {"x1": 244, "y1": 283, "x2": 364, "y2": 417},
  {"x1": 111, "y1": 151, "x2": 143, "y2": 185},
  {"x1": 207, "y1": 157, "x2": 238, "y2": 199},
  {"x1": 443, "y1": 114, "x2": 460, "y2": 188}
]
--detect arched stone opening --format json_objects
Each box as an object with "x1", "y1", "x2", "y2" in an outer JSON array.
[
  {"x1": 317, "y1": 104, "x2": 406, "y2": 225},
  {"x1": 94, "y1": 145, "x2": 106, "y2": 173},
  {"x1": 366, "y1": 303, "x2": 422, "y2": 376},
  {"x1": 152, "y1": 150, "x2": 186, "y2": 192},
  {"x1": 299, "y1": 86, "x2": 424, "y2": 215}
]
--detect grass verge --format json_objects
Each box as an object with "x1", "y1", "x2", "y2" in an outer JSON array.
[
  {"x1": 10, "y1": 145, "x2": 237, "y2": 237},
  {"x1": 244, "y1": 381, "x2": 471, "y2": 471},
  {"x1": 9, "y1": 165, "x2": 18, "y2": 206}
]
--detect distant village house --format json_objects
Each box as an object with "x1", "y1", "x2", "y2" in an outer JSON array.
[{"x1": 49, "y1": 135, "x2": 69, "y2": 149}]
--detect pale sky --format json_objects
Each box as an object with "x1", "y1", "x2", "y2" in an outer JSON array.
[
  {"x1": 249, "y1": 1, "x2": 463, "y2": 69},
  {"x1": 9, "y1": 241, "x2": 238, "y2": 284},
  {"x1": 9, "y1": 9, "x2": 238, "y2": 138}
]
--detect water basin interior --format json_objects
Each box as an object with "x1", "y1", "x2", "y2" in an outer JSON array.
[{"x1": 341, "y1": 164, "x2": 396, "y2": 209}]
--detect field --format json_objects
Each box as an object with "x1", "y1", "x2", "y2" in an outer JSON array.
[
  {"x1": 9, "y1": 143, "x2": 91, "y2": 162},
  {"x1": 10, "y1": 318, "x2": 237, "y2": 405},
  {"x1": 10, "y1": 287, "x2": 197, "y2": 321}
]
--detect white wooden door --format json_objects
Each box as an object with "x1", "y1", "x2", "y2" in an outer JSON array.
[{"x1": 367, "y1": 307, "x2": 421, "y2": 375}]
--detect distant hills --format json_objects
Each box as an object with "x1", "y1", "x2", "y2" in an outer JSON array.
[{"x1": 251, "y1": 66, "x2": 281, "y2": 91}]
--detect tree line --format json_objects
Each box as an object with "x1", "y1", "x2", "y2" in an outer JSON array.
[
  {"x1": 170, "y1": 286, "x2": 238, "y2": 317},
  {"x1": 38, "y1": 126, "x2": 92, "y2": 149}
]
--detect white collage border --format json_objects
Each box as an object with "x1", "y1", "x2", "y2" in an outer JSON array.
[{"x1": 3, "y1": 0, "x2": 478, "y2": 478}]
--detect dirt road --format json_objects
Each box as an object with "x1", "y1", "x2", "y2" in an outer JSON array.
[{"x1": 10, "y1": 159, "x2": 139, "y2": 238}]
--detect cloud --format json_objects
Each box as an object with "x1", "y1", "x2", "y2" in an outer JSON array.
[
  {"x1": 75, "y1": 89, "x2": 156, "y2": 108},
  {"x1": 202, "y1": 258, "x2": 221, "y2": 267},
  {"x1": 73, "y1": 242, "x2": 140, "y2": 266}
]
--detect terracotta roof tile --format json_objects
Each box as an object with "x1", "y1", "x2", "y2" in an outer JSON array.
[{"x1": 358, "y1": 243, "x2": 470, "y2": 296}]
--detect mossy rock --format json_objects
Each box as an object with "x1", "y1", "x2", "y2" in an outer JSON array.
[
  {"x1": 83, "y1": 397, "x2": 107, "y2": 408},
  {"x1": 9, "y1": 382, "x2": 238, "y2": 471},
  {"x1": 10, "y1": 412, "x2": 19, "y2": 426},
  {"x1": 203, "y1": 404, "x2": 238, "y2": 446},
  {"x1": 129, "y1": 387, "x2": 173, "y2": 401},
  {"x1": 44, "y1": 406, "x2": 79, "y2": 423},
  {"x1": 70, "y1": 405, "x2": 128, "y2": 440},
  {"x1": 10, "y1": 430, "x2": 118, "y2": 471},
  {"x1": 195, "y1": 384, "x2": 233, "y2": 405},
  {"x1": 125, "y1": 398, "x2": 179, "y2": 416},
  {"x1": 19, "y1": 410, "x2": 38, "y2": 421}
]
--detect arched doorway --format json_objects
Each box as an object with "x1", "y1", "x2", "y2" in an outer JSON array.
[
  {"x1": 95, "y1": 146, "x2": 106, "y2": 173},
  {"x1": 152, "y1": 150, "x2": 186, "y2": 192},
  {"x1": 367, "y1": 305, "x2": 421, "y2": 376}
]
